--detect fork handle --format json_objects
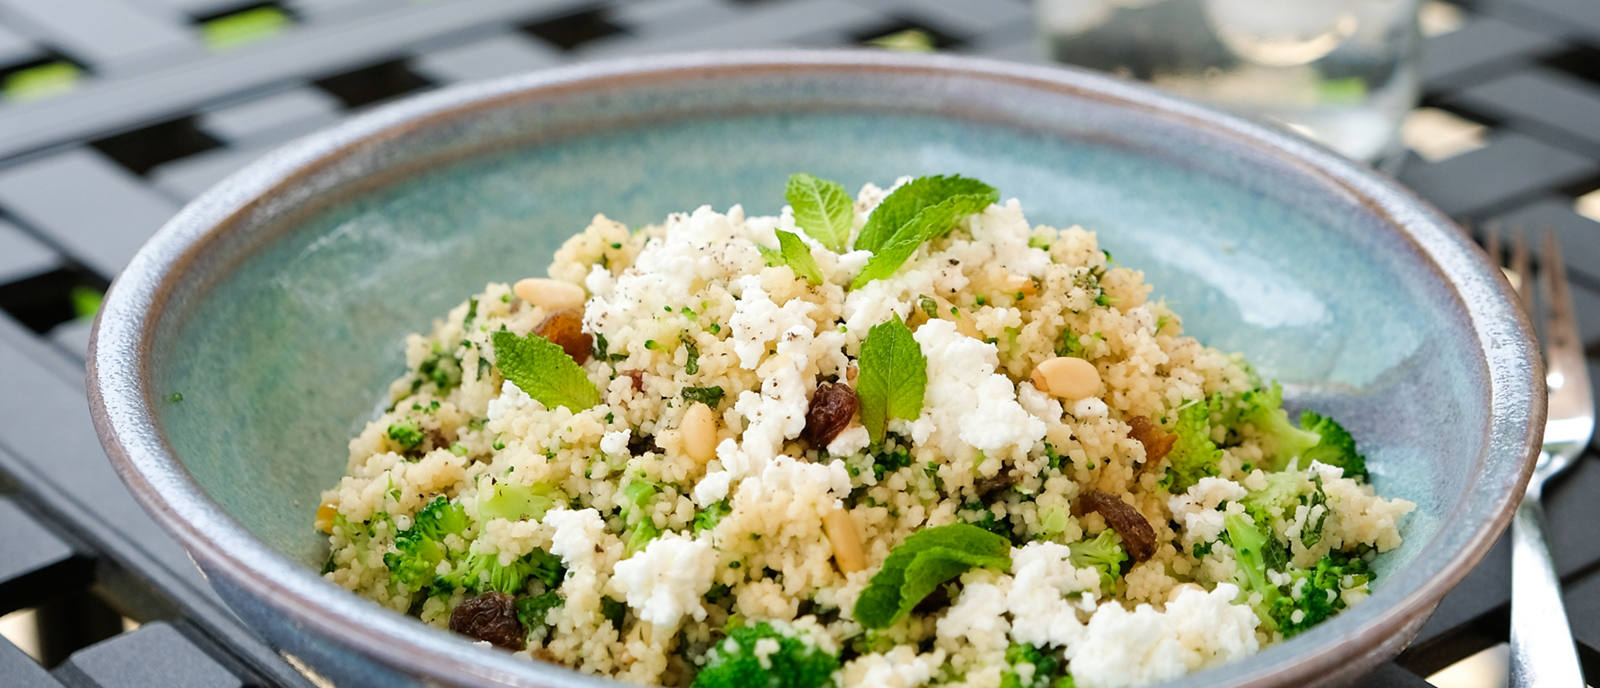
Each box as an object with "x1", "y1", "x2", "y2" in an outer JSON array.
[{"x1": 1509, "y1": 494, "x2": 1586, "y2": 687}]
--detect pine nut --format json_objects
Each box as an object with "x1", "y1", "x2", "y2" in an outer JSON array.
[
  {"x1": 822, "y1": 508, "x2": 867, "y2": 574},
  {"x1": 954, "y1": 314, "x2": 982, "y2": 339},
  {"x1": 681, "y1": 402, "x2": 718, "y2": 464},
  {"x1": 513, "y1": 278, "x2": 586, "y2": 311},
  {"x1": 1031, "y1": 356, "x2": 1102, "y2": 400}
]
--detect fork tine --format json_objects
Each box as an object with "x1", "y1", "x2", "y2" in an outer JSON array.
[
  {"x1": 1485, "y1": 222, "x2": 1502, "y2": 267},
  {"x1": 1538, "y1": 229, "x2": 1592, "y2": 419},
  {"x1": 1510, "y1": 227, "x2": 1533, "y2": 315}
]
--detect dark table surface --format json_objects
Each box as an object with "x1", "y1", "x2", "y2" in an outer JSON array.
[{"x1": 0, "y1": 0, "x2": 1597, "y2": 686}]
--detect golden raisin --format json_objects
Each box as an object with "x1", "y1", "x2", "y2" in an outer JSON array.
[
  {"x1": 534, "y1": 309, "x2": 593, "y2": 364},
  {"x1": 1127, "y1": 416, "x2": 1176, "y2": 464},
  {"x1": 1079, "y1": 490, "x2": 1157, "y2": 562}
]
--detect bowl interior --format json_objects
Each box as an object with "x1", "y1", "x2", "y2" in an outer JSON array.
[
  {"x1": 158, "y1": 108, "x2": 1467, "y2": 573},
  {"x1": 128, "y1": 59, "x2": 1513, "y2": 682}
]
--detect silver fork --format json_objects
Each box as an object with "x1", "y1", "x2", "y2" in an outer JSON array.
[{"x1": 1487, "y1": 226, "x2": 1592, "y2": 687}]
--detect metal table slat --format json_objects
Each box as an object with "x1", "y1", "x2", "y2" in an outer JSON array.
[
  {"x1": 0, "y1": 0, "x2": 584, "y2": 162},
  {"x1": 0, "y1": 498, "x2": 89, "y2": 616},
  {"x1": 0, "y1": 149, "x2": 181, "y2": 278},
  {"x1": 52, "y1": 622, "x2": 244, "y2": 688},
  {"x1": 0, "y1": 634, "x2": 66, "y2": 688},
  {"x1": 0, "y1": 0, "x2": 202, "y2": 71},
  {"x1": 1394, "y1": 131, "x2": 1599, "y2": 218}
]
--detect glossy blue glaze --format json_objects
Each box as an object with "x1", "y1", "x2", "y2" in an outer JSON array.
[{"x1": 90, "y1": 52, "x2": 1540, "y2": 688}]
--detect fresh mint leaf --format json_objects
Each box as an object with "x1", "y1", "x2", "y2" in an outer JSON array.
[
  {"x1": 850, "y1": 179, "x2": 997, "y2": 289},
  {"x1": 774, "y1": 229, "x2": 824, "y2": 285},
  {"x1": 491, "y1": 329, "x2": 601, "y2": 411},
  {"x1": 785, "y1": 173, "x2": 854, "y2": 252},
  {"x1": 682, "y1": 385, "x2": 726, "y2": 406},
  {"x1": 856, "y1": 316, "x2": 926, "y2": 443},
  {"x1": 854, "y1": 523, "x2": 1012, "y2": 629},
  {"x1": 853, "y1": 175, "x2": 997, "y2": 253}
]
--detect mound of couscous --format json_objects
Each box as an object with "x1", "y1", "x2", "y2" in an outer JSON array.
[{"x1": 316, "y1": 174, "x2": 1414, "y2": 688}]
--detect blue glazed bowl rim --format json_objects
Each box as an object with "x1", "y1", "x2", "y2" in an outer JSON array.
[{"x1": 88, "y1": 49, "x2": 1542, "y2": 687}]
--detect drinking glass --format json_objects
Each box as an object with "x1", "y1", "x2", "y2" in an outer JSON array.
[{"x1": 1037, "y1": 0, "x2": 1422, "y2": 168}]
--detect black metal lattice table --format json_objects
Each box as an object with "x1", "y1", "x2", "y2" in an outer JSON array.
[{"x1": 1, "y1": 0, "x2": 1598, "y2": 686}]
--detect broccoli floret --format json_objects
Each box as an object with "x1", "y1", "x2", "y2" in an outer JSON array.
[
  {"x1": 1299, "y1": 411, "x2": 1370, "y2": 482},
  {"x1": 619, "y1": 479, "x2": 661, "y2": 555},
  {"x1": 691, "y1": 622, "x2": 839, "y2": 688},
  {"x1": 1068, "y1": 530, "x2": 1128, "y2": 592},
  {"x1": 1222, "y1": 513, "x2": 1292, "y2": 629},
  {"x1": 477, "y1": 481, "x2": 563, "y2": 522},
  {"x1": 1212, "y1": 384, "x2": 1319, "y2": 470},
  {"x1": 1164, "y1": 401, "x2": 1222, "y2": 492},
  {"x1": 1242, "y1": 472, "x2": 1330, "y2": 548},
  {"x1": 383, "y1": 496, "x2": 469, "y2": 592},
  {"x1": 417, "y1": 348, "x2": 462, "y2": 392},
  {"x1": 1269, "y1": 551, "x2": 1371, "y2": 637},
  {"x1": 962, "y1": 502, "x2": 1013, "y2": 541},
  {"x1": 1000, "y1": 644, "x2": 1072, "y2": 688},
  {"x1": 515, "y1": 590, "x2": 564, "y2": 637},
  {"x1": 693, "y1": 500, "x2": 732, "y2": 532},
  {"x1": 600, "y1": 596, "x2": 627, "y2": 630},
  {"x1": 387, "y1": 420, "x2": 425, "y2": 451},
  {"x1": 437, "y1": 549, "x2": 565, "y2": 595},
  {"x1": 1037, "y1": 504, "x2": 1072, "y2": 539}
]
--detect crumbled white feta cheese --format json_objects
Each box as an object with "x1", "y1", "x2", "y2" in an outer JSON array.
[
  {"x1": 936, "y1": 582, "x2": 1011, "y2": 653},
  {"x1": 542, "y1": 508, "x2": 607, "y2": 571},
  {"x1": 1125, "y1": 305, "x2": 1157, "y2": 334},
  {"x1": 485, "y1": 380, "x2": 532, "y2": 422},
  {"x1": 728, "y1": 279, "x2": 816, "y2": 369},
  {"x1": 841, "y1": 278, "x2": 913, "y2": 337},
  {"x1": 1006, "y1": 543, "x2": 1101, "y2": 648},
  {"x1": 836, "y1": 249, "x2": 874, "y2": 277},
  {"x1": 608, "y1": 533, "x2": 716, "y2": 630},
  {"x1": 966, "y1": 199, "x2": 1053, "y2": 278},
  {"x1": 1071, "y1": 584, "x2": 1259, "y2": 688},
  {"x1": 840, "y1": 647, "x2": 946, "y2": 688},
  {"x1": 600, "y1": 430, "x2": 630, "y2": 456},
  {"x1": 826, "y1": 425, "x2": 871, "y2": 457},
  {"x1": 1017, "y1": 382, "x2": 1063, "y2": 424},
  {"x1": 912, "y1": 319, "x2": 1045, "y2": 459},
  {"x1": 584, "y1": 205, "x2": 763, "y2": 339},
  {"x1": 695, "y1": 321, "x2": 819, "y2": 505},
  {"x1": 691, "y1": 442, "x2": 738, "y2": 506},
  {"x1": 1167, "y1": 478, "x2": 1250, "y2": 549},
  {"x1": 584, "y1": 263, "x2": 615, "y2": 298}
]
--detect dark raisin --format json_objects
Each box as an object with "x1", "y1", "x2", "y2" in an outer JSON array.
[
  {"x1": 1127, "y1": 416, "x2": 1175, "y2": 464},
  {"x1": 534, "y1": 309, "x2": 593, "y2": 364},
  {"x1": 802, "y1": 382, "x2": 858, "y2": 447},
  {"x1": 973, "y1": 471, "x2": 1016, "y2": 499},
  {"x1": 912, "y1": 581, "x2": 953, "y2": 614},
  {"x1": 1079, "y1": 490, "x2": 1158, "y2": 562},
  {"x1": 449, "y1": 591, "x2": 525, "y2": 650},
  {"x1": 623, "y1": 370, "x2": 646, "y2": 393}
]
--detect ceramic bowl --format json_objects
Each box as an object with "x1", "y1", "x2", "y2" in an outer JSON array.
[{"x1": 88, "y1": 50, "x2": 1541, "y2": 688}]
